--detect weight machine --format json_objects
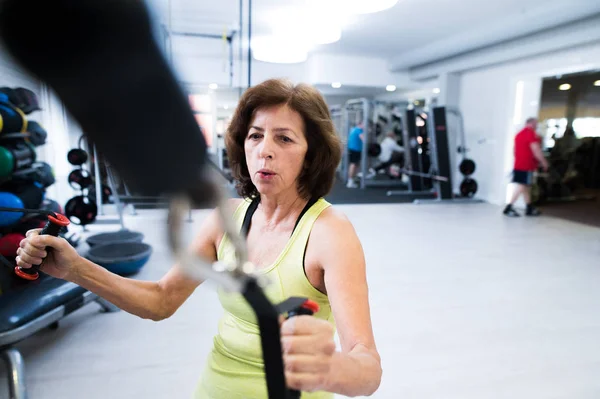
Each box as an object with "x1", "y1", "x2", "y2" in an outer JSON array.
[
  {"x1": 398, "y1": 106, "x2": 483, "y2": 204},
  {"x1": 329, "y1": 105, "x2": 344, "y2": 176},
  {"x1": 341, "y1": 98, "x2": 429, "y2": 193}
]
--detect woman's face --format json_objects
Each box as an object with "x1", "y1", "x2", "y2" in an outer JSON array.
[{"x1": 245, "y1": 104, "x2": 308, "y2": 197}]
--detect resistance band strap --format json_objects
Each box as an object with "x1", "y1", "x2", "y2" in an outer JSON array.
[
  {"x1": 0, "y1": 0, "x2": 211, "y2": 206},
  {"x1": 241, "y1": 277, "x2": 290, "y2": 399}
]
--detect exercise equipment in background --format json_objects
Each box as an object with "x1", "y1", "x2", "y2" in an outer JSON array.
[
  {"x1": 83, "y1": 148, "x2": 153, "y2": 277},
  {"x1": 64, "y1": 195, "x2": 97, "y2": 226},
  {"x1": 459, "y1": 178, "x2": 478, "y2": 198},
  {"x1": 0, "y1": 87, "x2": 41, "y2": 115},
  {"x1": 65, "y1": 137, "x2": 100, "y2": 226},
  {"x1": 341, "y1": 98, "x2": 415, "y2": 193},
  {"x1": 0, "y1": 232, "x2": 24, "y2": 257},
  {"x1": 67, "y1": 148, "x2": 88, "y2": 166},
  {"x1": 0, "y1": 94, "x2": 27, "y2": 134},
  {"x1": 87, "y1": 184, "x2": 113, "y2": 204},
  {"x1": 26, "y1": 121, "x2": 48, "y2": 146},
  {"x1": 0, "y1": 186, "x2": 46, "y2": 227},
  {"x1": 406, "y1": 107, "x2": 484, "y2": 204},
  {"x1": 68, "y1": 169, "x2": 93, "y2": 191},
  {"x1": 86, "y1": 242, "x2": 152, "y2": 276},
  {"x1": 86, "y1": 230, "x2": 143, "y2": 248},
  {"x1": 0, "y1": 139, "x2": 37, "y2": 178},
  {"x1": 448, "y1": 108, "x2": 479, "y2": 198}
]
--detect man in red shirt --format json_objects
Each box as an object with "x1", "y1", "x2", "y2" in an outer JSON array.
[{"x1": 503, "y1": 117, "x2": 549, "y2": 217}]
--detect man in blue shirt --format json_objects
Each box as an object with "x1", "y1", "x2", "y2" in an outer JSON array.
[{"x1": 347, "y1": 122, "x2": 364, "y2": 188}]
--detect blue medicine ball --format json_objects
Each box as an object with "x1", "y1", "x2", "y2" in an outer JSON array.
[{"x1": 0, "y1": 192, "x2": 24, "y2": 226}]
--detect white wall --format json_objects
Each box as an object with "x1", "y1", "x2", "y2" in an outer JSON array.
[{"x1": 458, "y1": 40, "x2": 600, "y2": 206}]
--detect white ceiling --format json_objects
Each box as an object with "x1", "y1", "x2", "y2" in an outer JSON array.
[{"x1": 148, "y1": 0, "x2": 600, "y2": 64}]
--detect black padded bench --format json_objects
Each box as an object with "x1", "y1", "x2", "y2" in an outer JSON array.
[{"x1": 0, "y1": 271, "x2": 118, "y2": 399}]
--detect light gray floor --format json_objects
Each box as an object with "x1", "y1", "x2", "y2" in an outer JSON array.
[{"x1": 1, "y1": 202, "x2": 600, "y2": 399}]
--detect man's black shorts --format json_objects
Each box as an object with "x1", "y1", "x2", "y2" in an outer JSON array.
[
  {"x1": 512, "y1": 169, "x2": 533, "y2": 185},
  {"x1": 348, "y1": 150, "x2": 361, "y2": 163}
]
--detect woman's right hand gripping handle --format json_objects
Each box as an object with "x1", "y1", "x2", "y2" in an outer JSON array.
[{"x1": 16, "y1": 228, "x2": 82, "y2": 280}]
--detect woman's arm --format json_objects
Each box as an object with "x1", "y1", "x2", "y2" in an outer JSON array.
[
  {"x1": 69, "y1": 204, "x2": 229, "y2": 321},
  {"x1": 312, "y1": 208, "x2": 382, "y2": 396}
]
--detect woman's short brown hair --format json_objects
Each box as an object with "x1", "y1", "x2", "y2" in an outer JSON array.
[{"x1": 225, "y1": 78, "x2": 341, "y2": 200}]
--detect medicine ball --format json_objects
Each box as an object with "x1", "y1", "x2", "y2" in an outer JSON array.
[
  {"x1": 368, "y1": 143, "x2": 382, "y2": 157},
  {"x1": 27, "y1": 121, "x2": 47, "y2": 146},
  {"x1": 65, "y1": 195, "x2": 98, "y2": 225},
  {"x1": 0, "y1": 87, "x2": 41, "y2": 114},
  {"x1": 41, "y1": 198, "x2": 63, "y2": 215},
  {"x1": 68, "y1": 169, "x2": 93, "y2": 190},
  {"x1": 0, "y1": 101, "x2": 27, "y2": 134},
  {"x1": 0, "y1": 232, "x2": 25, "y2": 257},
  {"x1": 32, "y1": 162, "x2": 55, "y2": 188},
  {"x1": 0, "y1": 192, "x2": 24, "y2": 226}
]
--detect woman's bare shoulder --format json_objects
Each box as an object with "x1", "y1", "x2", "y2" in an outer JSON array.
[{"x1": 310, "y1": 205, "x2": 357, "y2": 243}]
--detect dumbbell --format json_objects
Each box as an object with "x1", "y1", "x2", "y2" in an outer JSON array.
[
  {"x1": 0, "y1": 140, "x2": 37, "y2": 178},
  {"x1": 14, "y1": 212, "x2": 70, "y2": 280}
]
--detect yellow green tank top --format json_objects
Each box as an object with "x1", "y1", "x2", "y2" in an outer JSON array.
[{"x1": 194, "y1": 197, "x2": 335, "y2": 399}]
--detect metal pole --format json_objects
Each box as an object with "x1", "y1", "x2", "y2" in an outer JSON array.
[
  {"x1": 228, "y1": 36, "x2": 234, "y2": 88},
  {"x1": 167, "y1": 0, "x2": 173, "y2": 64},
  {"x1": 239, "y1": 0, "x2": 243, "y2": 97},
  {"x1": 2, "y1": 348, "x2": 27, "y2": 399},
  {"x1": 170, "y1": 31, "x2": 224, "y2": 40},
  {"x1": 426, "y1": 110, "x2": 442, "y2": 200},
  {"x1": 247, "y1": 0, "x2": 252, "y2": 88},
  {"x1": 360, "y1": 99, "x2": 370, "y2": 189},
  {"x1": 93, "y1": 145, "x2": 104, "y2": 216},
  {"x1": 342, "y1": 104, "x2": 350, "y2": 182},
  {"x1": 401, "y1": 108, "x2": 413, "y2": 192},
  {"x1": 105, "y1": 162, "x2": 126, "y2": 230}
]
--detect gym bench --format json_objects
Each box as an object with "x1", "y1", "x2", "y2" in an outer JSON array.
[{"x1": 0, "y1": 275, "x2": 119, "y2": 399}]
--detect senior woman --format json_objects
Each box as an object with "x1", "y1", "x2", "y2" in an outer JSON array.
[{"x1": 16, "y1": 78, "x2": 382, "y2": 398}]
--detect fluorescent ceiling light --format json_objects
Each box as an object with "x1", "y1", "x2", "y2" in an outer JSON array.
[
  {"x1": 432, "y1": 88, "x2": 441, "y2": 94},
  {"x1": 386, "y1": 85, "x2": 396, "y2": 92},
  {"x1": 559, "y1": 83, "x2": 571, "y2": 91},
  {"x1": 594, "y1": 80, "x2": 600, "y2": 87},
  {"x1": 252, "y1": 36, "x2": 309, "y2": 64},
  {"x1": 208, "y1": 83, "x2": 218, "y2": 90},
  {"x1": 332, "y1": 82, "x2": 342, "y2": 88},
  {"x1": 320, "y1": 0, "x2": 400, "y2": 14}
]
